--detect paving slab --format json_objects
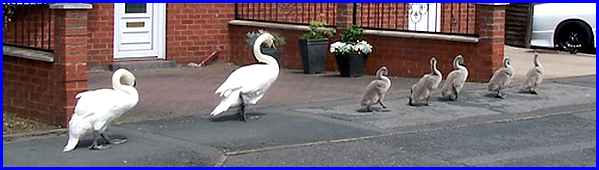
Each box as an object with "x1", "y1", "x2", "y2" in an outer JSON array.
[
  {"x1": 288, "y1": 77, "x2": 595, "y2": 130},
  {"x1": 119, "y1": 111, "x2": 380, "y2": 152},
  {"x1": 3, "y1": 127, "x2": 224, "y2": 167}
]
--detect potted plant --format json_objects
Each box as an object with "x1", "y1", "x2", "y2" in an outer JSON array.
[
  {"x1": 299, "y1": 21, "x2": 336, "y2": 74},
  {"x1": 329, "y1": 25, "x2": 373, "y2": 77},
  {"x1": 246, "y1": 31, "x2": 286, "y2": 65}
]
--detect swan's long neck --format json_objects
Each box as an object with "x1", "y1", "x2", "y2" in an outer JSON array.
[
  {"x1": 112, "y1": 71, "x2": 125, "y2": 90},
  {"x1": 452, "y1": 57, "x2": 459, "y2": 69},
  {"x1": 111, "y1": 70, "x2": 139, "y2": 100},
  {"x1": 119, "y1": 85, "x2": 139, "y2": 100},
  {"x1": 376, "y1": 69, "x2": 384, "y2": 79},
  {"x1": 253, "y1": 35, "x2": 278, "y2": 66},
  {"x1": 432, "y1": 60, "x2": 441, "y2": 76},
  {"x1": 533, "y1": 55, "x2": 541, "y2": 67},
  {"x1": 381, "y1": 74, "x2": 391, "y2": 85},
  {"x1": 456, "y1": 58, "x2": 466, "y2": 71}
]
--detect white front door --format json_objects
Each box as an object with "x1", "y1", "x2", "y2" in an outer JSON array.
[
  {"x1": 114, "y1": 3, "x2": 165, "y2": 59},
  {"x1": 408, "y1": 3, "x2": 441, "y2": 32}
]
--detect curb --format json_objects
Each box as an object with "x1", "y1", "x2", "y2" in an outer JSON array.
[{"x1": 3, "y1": 128, "x2": 68, "y2": 142}]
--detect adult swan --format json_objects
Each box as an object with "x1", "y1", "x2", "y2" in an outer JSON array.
[
  {"x1": 63, "y1": 69, "x2": 139, "y2": 152},
  {"x1": 209, "y1": 31, "x2": 279, "y2": 121}
]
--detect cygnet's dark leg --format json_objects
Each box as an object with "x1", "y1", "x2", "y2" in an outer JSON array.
[
  {"x1": 239, "y1": 94, "x2": 247, "y2": 122},
  {"x1": 425, "y1": 94, "x2": 432, "y2": 106},
  {"x1": 101, "y1": 133, "x2": 127, "y2": 145},
  {"x1": 378, "y1": 99, "x2": 387, "y2": 109},
  {"x1": 452, "y1": 86, "x2": 459, "y2": 101},
  {"x1": 496, "y1": 90, "x2": 505, "y2": 99},
  {"x1": 530, "y1": 88, "x2": 538, "y2": 95},
  {"x1": 408, "y1": 89, "x2": 415, "y2": 106},
  {"x1": 89, "y1": 131, "x2": 111, "y2": 150}
]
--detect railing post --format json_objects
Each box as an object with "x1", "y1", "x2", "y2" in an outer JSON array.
[
  {"x1": 49, "y1": 3, "x2": 92, "y2": 126},
  {"x1": 474, "y1": 3, "x2": 507, "y2": 82},
  {"x1": 352, "y1": 3, "x2": 357, "y2": 25},
  {"x1": 234, "y1": 3, "x2": 239, "y2": 19}
]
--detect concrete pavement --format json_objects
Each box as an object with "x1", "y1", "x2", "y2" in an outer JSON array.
[
  {"x1": 4, "y1": 74, "x2": 595, "y2": 166},
  {"x1": 82, "y1": 45, "x2": 595, "y2": 123},
  {"x1": 506, "y1": 46, "x2": 596, "y2": 80}
]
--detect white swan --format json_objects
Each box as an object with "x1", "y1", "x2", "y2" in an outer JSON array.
[
  {"x1": 441, "y1": 55, "x2": 469, "y2": 101},
  {"x1": 409, "y1": 57, "x2": 442, "y2": 106},
  {"x1": 359, "y1": 66, "x2": 391, "y2": 112},
  {"x1": 63, "y1": 69, "x2": 139, "y2": 152},
  {"x1": 209, "y1": 31, "x2": 279, "y2": 121},
  {"x1": 488, "y1": 57, "x2": 514, "y2": 99},
  {"x1": 522, "y1": 53, "x2": 543, "y2": 94}
]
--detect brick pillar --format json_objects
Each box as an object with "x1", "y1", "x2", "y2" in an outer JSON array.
[
  {"x1": 50, "y1": 3, "x2": 91, "y2": 126},
  {"x1": 474, "y1": 4, "x2": 506, "y2": 82}
]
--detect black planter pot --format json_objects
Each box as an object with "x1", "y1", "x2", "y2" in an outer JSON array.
[
  {"x1": 335, "y1": 53, "x2": 366, "y2": 77},
  {"x1": 261, "y1": 47, "x2": 281, "y2": 66},
  {"x1": 298, "y1": 39, "x2": 328, "y2": 74}
]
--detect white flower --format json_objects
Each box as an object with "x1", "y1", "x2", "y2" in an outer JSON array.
[{"x1": 330, "y1": 40, "x2": 373, "y2": 55}]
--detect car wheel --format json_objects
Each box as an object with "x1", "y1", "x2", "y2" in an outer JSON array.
[{"x1": 555, "y1": 21, "x2": 594, "y2": 54}]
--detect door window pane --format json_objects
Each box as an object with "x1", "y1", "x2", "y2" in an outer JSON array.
[{"x1": 125, "y1": 3, "x2": 146, "y2": 13}]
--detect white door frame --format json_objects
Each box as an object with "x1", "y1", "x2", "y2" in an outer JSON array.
[{"x1": 113, "y1": 3, "x2": 166, "y2": 59}]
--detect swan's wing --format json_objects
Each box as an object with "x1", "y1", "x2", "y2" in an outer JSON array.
[
  {"x1": 215, "y1": 64, "x2": 277, "y2": 97},
  {"x1": 71, "y1": 89, "x2": 129, "y2": 120},
  {"x1": 364, "y1": 80, "x2": 386, "y2": 95},
  {"x1": 423, "y1": 74, "x2": 442, "y2": 89}
]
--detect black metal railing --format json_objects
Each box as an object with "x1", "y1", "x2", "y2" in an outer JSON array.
[
  {"x1": 235, "y1": 3, "x2": 337, "y2": 26},
  {"x1": 233, "y1": 3, "x2": 479, "y2": 37},
  {"x1": 3, "y1": 4, "x2": 54, "y2": 52},
  {"x1": 355, "y1": 3, "x2": 478, "y2": 36}
]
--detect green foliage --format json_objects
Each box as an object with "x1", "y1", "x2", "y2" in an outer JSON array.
[
  {"x1": 340, "y1": 25, "x2": 364, "y2": 44},
  {"x1": 246, "y1": 31, "x2": 286, "y2": 49},
  {"x1": 301, "y1": 21, "x2": 336, "y2": 41},
  {"x1": 271, "y1": 32, "x2": 286, "y2": 47}
]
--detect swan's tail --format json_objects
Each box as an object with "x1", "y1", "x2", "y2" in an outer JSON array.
[
  {"x1": 210, "y1": 90, "x2": 240, "y2": 117},
  {"x1": 63, "y1": 134, "x2": 79, "y2": 152}
]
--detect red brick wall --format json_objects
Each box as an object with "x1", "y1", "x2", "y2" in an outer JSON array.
[
  {"x1": 87, "y1": 4, "x2": 114, "y2": 65},
  {"x1": 441, "y1": 3, "x2": 477, "y2": 35},
  {"x1": 166, "y1": 3, "x2": 234, "y2": 64},
  {"x1": 3, "y1": 57, "x2": 66, "y2": 126},
  {"x1": 3, "y1": 8, "x2": 90, "y2": 127},
  {"x1": 229, "y1": 25, "x2": 482, "y2": 81}
]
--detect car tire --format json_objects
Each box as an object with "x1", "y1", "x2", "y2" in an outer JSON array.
[{"x1": 555, "y1": 20, "x2": 594, "y2": 54}]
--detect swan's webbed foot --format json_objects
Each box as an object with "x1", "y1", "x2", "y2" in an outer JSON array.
[
  {"x1": 89, "y1": 144, "x2": 112, "y2": 150},
  {"x1": 379, "y1": 101, "x2": 387, "y2": 109},
  {"x1": 102, "y1": 133, "x2": 127, "y2": 145},
  {"x1": 529, "y1": 89, "x2": 538, "y2": 95},
  {"x1": 89, "y1": 132, "x2": 111, "y2": 150},
  {"x1": 495, "y1": 91, "x2": 505, "y2": 99}
]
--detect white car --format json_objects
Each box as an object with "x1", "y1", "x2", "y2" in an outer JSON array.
[{"x1": 530, "y1": 3, "x2": 596, "y2": 53}]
